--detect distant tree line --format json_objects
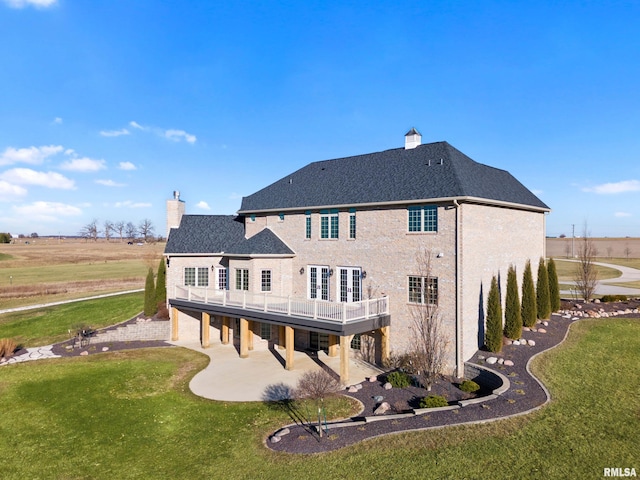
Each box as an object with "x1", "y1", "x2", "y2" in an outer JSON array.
[{"x1": 78, "y1": 218, "x2": 157, "y2": 242}]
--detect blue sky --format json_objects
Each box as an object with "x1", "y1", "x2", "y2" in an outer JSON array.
[{"x1": 1, "y1": 0, "x2": 639, "y2": 238}]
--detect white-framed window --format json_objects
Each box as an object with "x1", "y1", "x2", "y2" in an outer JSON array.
[
  {"x1": 215, "y1": 267, "x2": 228, "y2": 290},
  {"x1": 184, "y1": 267, "x2": 209, "y2": 287},
  {"x1": 235, "y1": 268, "x2": 249, "y2": 291},
  {"x1": 305, "y1": 211, "x2": 311, "y2": 239},
  {"x1": 349, "y1": 209, "x2": 356, "y2": 239},
  {"x1": 339, "y1": 267, "x2": 362, "y2": 303},
  {"x1": 260, "y1": 322, "x2": 271, "y2": 340},
  {"x1": 308, "y1": 265, "x2": 330, "y2": 300},
  {"x1": 408, "y1": 205, "x2": 438, "y2": 232},
  {"x1": 408, "y1": 276, "x2": 438, "y2": 304},
  {"x1": 320, "y1": 210, "x2": 339, "y2": 239},
  {"x1": 261, "y1": 269, "x2": 272, "y2": 292}
]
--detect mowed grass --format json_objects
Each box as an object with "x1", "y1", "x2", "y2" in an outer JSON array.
[
  {"x1": 0, "y1": 292, "x2": 144, "y2": 346},
  {"x1": 0, "y1": 312, "x2": 637, "y2": 479}
]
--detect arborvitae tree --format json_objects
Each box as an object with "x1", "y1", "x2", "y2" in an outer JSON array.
[
  {"x1": 536, "y1": 257, "x2": 551, "y2": 320},
  {"x1": 156, "y1": 257, "x2": 167, "y2": 305},
  {"x1": 485, "y1": 275, "x2": 503, "y2": 353},
  {"x1": 521, "y1": 260, "x2": 537, "y2": 328},
  {"x1": 547, "y1": 257, "x2": 561, "y2": 313},
  {"x1": 504, "y1": 265, "x2": 522, "y2": 340},
  {"x1": 144, "y1": 267, "x2": 157, "y2": 317}
]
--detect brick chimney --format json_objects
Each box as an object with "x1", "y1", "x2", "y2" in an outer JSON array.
[{"x1": 166, "y1": 190, "x2": 185, "y2": 238}]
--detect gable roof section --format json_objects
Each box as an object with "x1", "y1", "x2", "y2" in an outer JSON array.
[
  {"x1": 239, "y1": 141, "x2": 549, "y2": 213},
  {"x1": 164, "y1": 215, "x2": 294, "y2": 256}
]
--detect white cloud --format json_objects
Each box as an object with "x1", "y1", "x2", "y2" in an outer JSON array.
[
  {"x1": 196, "y1": 201, "x2": 211, "y2": 210},
  {"x1": 0, "y1": 180, "x2": 28, "y2": 201},
  {"x1": 0, "y1": 168, "x2": 75, "y2": 189},
  {"x1": 52, "y1": 117, "x2": 63, "y2": 125},
  {"x1": 129, "y1": 120, "x2": 145, "y2": 130},
  {"x1": 59, "y1": 157, "x2": 106, "y2": 172},
  {"x1": 614, "y1": 212, "x2": 632, "y2": 218},
  {"x1": 229, "y1": 192, "x2": 243, "y2": 200},
  {"x1": 2, "y1": 0, "x2": 57, "y2": 8},
  {"x1": 114, "y1": 200, "x2": 152, "y2": 208},
  {"x1": 165, "y1": 129, "x2": 196, "y2": 144},
  {"x1": 96, "y1": 179, "x2": 126, "y2": 187},
  {"x1": 12, "y1": 201, "x2": 82, "y2": 222},
  {"x1": 583, "y1": 180, "x2": 640, "y2": 194},
  {"x1": 100, "y1": 128, "x2": 130, "y2": 137},
  {"x1": 118, "y1": 161, "x2": 137, "y2": 171},
  {"x1": 0, "y1": 145, "x2": 63, "y2": 166}
]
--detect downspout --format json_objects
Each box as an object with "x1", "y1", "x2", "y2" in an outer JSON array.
[{"x1": 453, "y1": 199, "x2": 463, "y2": 378}]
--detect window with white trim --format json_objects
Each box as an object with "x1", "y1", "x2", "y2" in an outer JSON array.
[
  {"x1": 261, "y1": 269, "x2": 272, "y2": 292},
  {"x1": 305, "y1": 211, "x2": 311, "y2": 239},
  {"x1": 215, "y1": 267, "x2": 227, "y2": 290},
  {"x1": 349, "y1": 209, "x2": 356, "y2": 239},
  {"x1": 408, "y1": 206, "x2": 438, "y2": 232},
  {"x1": 184, "y1": 267, "x2": 209, "y2": 287},
  {"x1": 235, "y1": 268, "x2": 249, "y2": 291},
  {"x1": 408, "y1": 276, "x2": 438, "y2": 304},
  {"x1": 320, "y1": 210, "x2": 339, "y2": 239}
]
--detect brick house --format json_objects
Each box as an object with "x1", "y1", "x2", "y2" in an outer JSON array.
[{"x1": 164, "y1": 129, "x2": 549, "y2": 382}]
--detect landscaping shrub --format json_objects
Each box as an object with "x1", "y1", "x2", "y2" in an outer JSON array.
[
  {"x1": 143, "y1": 267, "x2": 157, "y2": 317},
  {"x1": 459, "y1": 379, "x2": 480, "y2": 393},
  {"x1": 485, "y1": 276, "x2": 503, "y2": 353},
  {"x1": 419, "y1": 395, "x2": 448, "y2": 408},
  {"x1": 0, "y1": 338, "x2": 17, "y2": 358},
  {"x1": 547, "y1": 258, "x2": 561, "y2": 312},
  {"x1": 536, "y1": 257, "x2": 551, "y2": 319},
  {"x1": 521, "y1": 259, "x2": 537, "y2": 327},
  {"x1": 386, "y1": 371, "x2": 411, "y2": 388},
  {"x1": 156, "y1": 257, "x2": 167, "y2": 305},
  {"x1": 600, "y1": 294, "x2": 628, "y2": 303},
  {"x1": 504, "y1": 264, "x2": 522, "y2": 340}
]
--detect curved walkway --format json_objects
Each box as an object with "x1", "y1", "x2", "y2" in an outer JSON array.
[
  {"x1": 266, "y1": 311, "x2": 581, "y2": 453},
  {"x1": 0, "y1": 289, "x2": 144, "y2": 315},
  {"x1": 556, "y1": 259, "x2": 640, "y2": 296}
]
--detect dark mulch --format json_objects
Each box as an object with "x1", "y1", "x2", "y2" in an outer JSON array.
[{"x1": 267, "y1": 299, "x2": 640, "y2": 454}]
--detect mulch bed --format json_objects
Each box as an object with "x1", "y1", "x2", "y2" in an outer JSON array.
[{"x1": 266, "y1": 299, "x2": 640, "y2": 454}]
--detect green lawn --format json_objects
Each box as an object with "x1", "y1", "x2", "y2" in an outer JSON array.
[
  {"x1": 0, "y1": 292, "x2": 144, "y2": 346},
  {"x1": 0, "y1": 308, "x2": 637, "y2": 478}
]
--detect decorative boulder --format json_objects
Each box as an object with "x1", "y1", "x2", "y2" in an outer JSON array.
[
  {"x1": 374, "y1": 402, "x2": 390, "y2": 415},
  {"x1": 486, "y1": 357, "x2": 498, "y2": 365},
  {"x1": 368, "y1": 376, "x2": 377, "y2": 382},
  {"x1": 504, "y1": 360, "x2": 514, "y2": 367},
  {"x1": 383, "y1": 382, "x2": 392, "y2": 390},
  {"x1": 527, "y1": 339, "x2": 536, "y2": 346}
]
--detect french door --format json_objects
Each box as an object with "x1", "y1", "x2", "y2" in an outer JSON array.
[
  {"x1": 338, "y1": 267, "x2": 362, "y2": 303},
  {"x1": 308, "y1": 265, "x2": 330, "y2": 300}
]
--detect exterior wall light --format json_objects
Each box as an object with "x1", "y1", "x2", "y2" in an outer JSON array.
[{"x1": 299, "y1": 267, "x2": 305, "y2": 275}]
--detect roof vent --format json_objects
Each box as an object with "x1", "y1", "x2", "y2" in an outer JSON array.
[
  {"x1": 173, "y1": 190, "x2": 180, "y2": 200},
  {"x1": 404, "y1": 128, "x2": 421, "y2": 149}
]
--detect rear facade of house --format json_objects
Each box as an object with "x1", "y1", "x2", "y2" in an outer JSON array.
[{"x1": 164, "y1": 130, "x2": 549, "y2": 382}]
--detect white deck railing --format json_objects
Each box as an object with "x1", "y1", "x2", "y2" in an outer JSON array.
[{"x1": 171, "y1": 286, "x2": 388, "y2": 324}]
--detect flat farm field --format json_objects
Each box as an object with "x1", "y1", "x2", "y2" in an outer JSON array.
[{"x1": 0, "y1": 239, "x2": 165, "y2": 309}]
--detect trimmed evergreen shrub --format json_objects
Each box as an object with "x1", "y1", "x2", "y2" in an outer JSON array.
[
  {"x1": 386, "y1": 371, "x2": 411, "y2": 388},
  {"x1": 419, "y1": 395, "x2": 448, "y2": 408},
  {"x1": 485, "y1": 275, "x2": 503, "y2": 353},
  {"x1": 547, "y1": 257, "x2": 561, "y2": 313},
  {"x1": 536, "y1": 257, "x2": 551, "y2": 319},
  {"x1": 459, "y1": 380, "x2": 480, "y2": 393},
  {"x1": 144, "y1": 267, "x2": 157, "y2": 317},
  {"x1": 504, "y1": 264, "x2": 522, "y2": 340},
  {"x1": 521, "y1": 260, "x2": 537, "y2": 327},
  {"x1": 156, "y1": 257, "x2": 167, "y2": 305},
  {"x1": 601, "y1": 294, "x2": 628, "y2": 303}
]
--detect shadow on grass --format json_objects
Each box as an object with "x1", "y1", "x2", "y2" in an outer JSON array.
[{"x1": 261, "y1": 383, "x2": 320, "y2": 441}]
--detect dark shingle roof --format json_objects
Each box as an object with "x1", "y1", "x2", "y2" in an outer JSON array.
[
  {"x1": 164, "y1": 215, "x2": 293, "y2": 256},
  {"x1": 239, "y1": 141, "x2": 549, "y2": 213}
]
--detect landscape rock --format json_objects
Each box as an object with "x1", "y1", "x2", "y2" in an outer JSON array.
[
  {"x1": 486, "y1": 357, "x2": 498, "y2": 365},
  {"x1": 348, "y1": 386, "x2": 358, "y2": 393},
  {"x1": 80, "y1": 351, "x2": 89, "y2": 356},
  {"x1": 504, "y1": 360, "x2": 514, "y2": 366},
  {"x1": 527, "y1": 339, "x2": 536, "y2": 346},
  {"x1": 383, "y1": 382, "x2": 393, "y2": 390},
  {"x1": 270, "y1": 435, "x2": 281, "y2": 443},
  {"x1": 512, "y1": 340, "x2": 521, "y2": 345},
  {"x1": 543, "y1": 321, "x2": 549, "y2": 326},
  {"x1": 277, "y1": 428, "x2": 290, "y2": 436},
  {"x1": 102, "y1": 347, "x2": 109, "y2": 352},
  {"x1": 498, "y1": 358, "x2": 504, "y2": 365},
  {"x1": 374, "y1": 402, "x2": 391, "y2": 415},
  {"x1": 538, "y1": 328, "x2": 547, "y2": 334},
  {"x1": 368, "y1": 376, "x2": 377, "y2": 382}
]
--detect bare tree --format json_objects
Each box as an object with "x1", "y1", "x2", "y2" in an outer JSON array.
[
  {"x1": 573, "y1": 224, "x2": 598, "y2": 301},
  {"x1": 606, "y1": 246, "x2": 613, "y2": 259},
  {"x1": 624, "y1": 244, "x2": 632, "y2": 260},
  {"x1": 103, "y1": 220, "x2": 113, "y2": 242},
  {"x1": 294, "y1": 370, "x2": 340, "y2": 438},
  {"x1": 125, "y1": 222, "x2": 137, "y2": 240},
  {"x1": 138, "y1": 219, "x2": 155, "y2": 243},
  {"x1": 79, "y1": 219, "x2": 100, "y2": 242},
  {"x1": 408, "y1": 248, "x2": 449, "y2": 390},
  {"x1": 113, "y1": 221, "x2": 125, "y2": 242},
  {"x1": 564, "y1": 241, "x2": 572, "y2": 259}
]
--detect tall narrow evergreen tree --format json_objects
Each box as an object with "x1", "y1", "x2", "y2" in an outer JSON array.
[
  {"x1": 156, "y1": 257, "x2": 167, "y2": 305},
  {"x1": 536, "y1": 257, "x2": 551, "y2": 320},
  {"x1": 485, "y1": 275, "x2": 503, "y2": 353},
  {"x1": 144, "y1": 267, "x2": 157, "y2": 317},
  {"x1": 547, "y1": 257, "x2": 561, "y2": 313},
  {"x1": 521, "y1": 260, "x2": 537, "y2": 327},
  {"x1": 504, "y1": 265, "x2": 522, "y2": 340}
]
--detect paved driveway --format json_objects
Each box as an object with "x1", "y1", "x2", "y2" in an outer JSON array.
[{"x1": 557, "y1": 259, "x2": 640, "y2": 296}]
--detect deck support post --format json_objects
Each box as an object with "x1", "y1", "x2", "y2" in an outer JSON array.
[
  {"x1": 380, "y1": 325, "x2": 390, "y2": 365},
  {"x1": 240, "y1": 318, "x2": 249, "y2": 358},
  {"x1": 328, "y1": 334, "x2": 338, "y2": 357},
  {"x1": 285, "y1": 326, "x2": 294, "y2": 370},
  {"x1": 171, "y1": 307, "x2": 179, "y2": 341},
  {"x1": 339, "y1": 335, "x2": 351, "y2": 385},
  {"x1": 221, "y1": 317, "x2": 230, "y2": 345},
  {"x1": 201, "y1": 312, "x2": 210, "y2": 348}
]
